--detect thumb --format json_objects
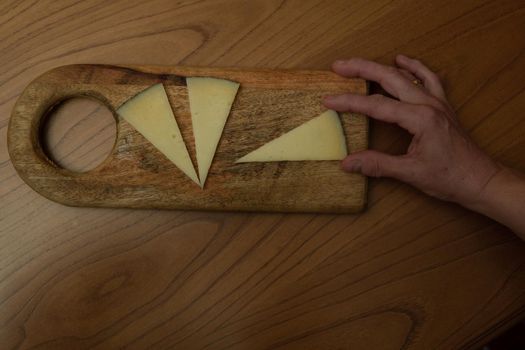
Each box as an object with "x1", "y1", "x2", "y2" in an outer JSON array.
[{"x1": 341, "y1": 150, "x2": 409, "y2": 180}]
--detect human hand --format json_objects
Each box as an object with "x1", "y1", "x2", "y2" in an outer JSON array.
[{"x1": 323, "y1": 55, "x2": 501, "y2": 208}]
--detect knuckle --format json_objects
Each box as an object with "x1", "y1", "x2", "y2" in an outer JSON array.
[
  {"x1": 336, "y1": 94, "x2": 354, "y2": 108},
  {"x1": 419, "y1": 106, "x2": 444, "y2": 127},
  {"x1": 423, "y1": 106, "x2": 440, "y2": 119},
  {"x1": 386, "y1": 66, "x2": 397, "y2": 74},
  {"x1": 362, "y1": 158, "x2": 383, "y2": 177},
  {"x1": 340, "y1": 93, "x2": 354, "y2": 102},
  {"x1": 369, "y1": 94, "x2": 385, "y2": 103},
  {"x1": 366, "y1": 94, "x2": 384, "y2": 113},
  {"x1": 384, "y1": 66, "x2": 401, "y2": 80},
  {"x1": 423, "y1": 96, "x2": 443, "y2": 109},
  {"x1": 377, "y1": 68, "x2": 403, "y2": 87},
  {"x1": 400, "y1": 159, "x2": 417, "y2": 182},
  {"x1": 429, "y1": 71, "x2": 440, "y2": 81},
  {"x1": 430, "y1": 97, "x2": 448, "y2": 112}
]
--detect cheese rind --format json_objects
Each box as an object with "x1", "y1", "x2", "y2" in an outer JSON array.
[
  {"x1": 117, "y1": 83, "x2": 199, "y2": 185},
  {"x1": 187, "y1": 77, "x2": 240, "y2": 187},
  {"x1": 236, "y1": 110, "x2": 347, "y2": 162}
]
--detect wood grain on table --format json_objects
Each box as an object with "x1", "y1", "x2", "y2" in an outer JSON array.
[{"x1": 1, "y1": 1, "x2": 525, "y2": 349}]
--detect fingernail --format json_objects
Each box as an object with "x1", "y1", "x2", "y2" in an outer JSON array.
[
  {"x1": 334, "y1": 60, "x2": 347, "y2": 66},
  {"x1": 342, "y1": 159, "x2": 362, "y2": 172}
]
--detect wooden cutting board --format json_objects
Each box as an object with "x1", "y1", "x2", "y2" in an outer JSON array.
[{"x1": 8, "y1": 65, "x2": 368, "y2": 213}]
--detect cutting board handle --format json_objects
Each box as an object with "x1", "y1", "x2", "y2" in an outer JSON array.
[{"x1": 7, "y1": 66, "x2": 120, "y2": 205}]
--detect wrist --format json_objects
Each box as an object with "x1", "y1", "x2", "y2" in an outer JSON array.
[
  {"x1": 463, "y1": 164, "x2": 514, "y2": 214},
  {"x1": 462, "y1": 165, "x2": 525, "y2": 236},
  {"x1": 458, "y1": 159, "x2": 504, "y2": 212}
]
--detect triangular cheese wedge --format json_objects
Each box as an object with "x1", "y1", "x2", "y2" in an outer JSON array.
[
  {"x1": 117, "y1": 83, "x2": 199, "y2": 185},
  {"x1": 187, "y1": 77, "x2": 239, "y2": 187},
  {"x1": 236, "y1": 110, "x2": 347, "y2": 162}
]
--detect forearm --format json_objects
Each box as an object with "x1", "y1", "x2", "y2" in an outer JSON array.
[{"x1": 465, "y1": 166, "x2": 525, "y2": 237}]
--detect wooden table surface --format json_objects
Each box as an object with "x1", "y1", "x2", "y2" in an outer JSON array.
[{"x1": 1, "y1": 1, "x2": 525, "y2": 349}]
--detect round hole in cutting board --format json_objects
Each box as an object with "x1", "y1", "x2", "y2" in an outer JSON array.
[{"x1": 41, "y1": 97, "x2": 117, "y2": 172}]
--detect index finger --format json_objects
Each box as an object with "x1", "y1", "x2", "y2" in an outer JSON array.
[
  {"x1": 332, "y1": 58, "x2": 432, "y2": 104},
  {"x1": 323, "y1": 93, "x2": 424, "y2": 135}
]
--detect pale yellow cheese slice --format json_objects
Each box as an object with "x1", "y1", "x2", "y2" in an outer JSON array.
[
  {"x1": 117, "y1": 83, "x2": 199, "y2": 185},
  {"x1": 236, "y1": 110, "x2": 347, "y2": 162},
  {"x1": 187, "y1": 77, "x2": 240, "y2": 187}
]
